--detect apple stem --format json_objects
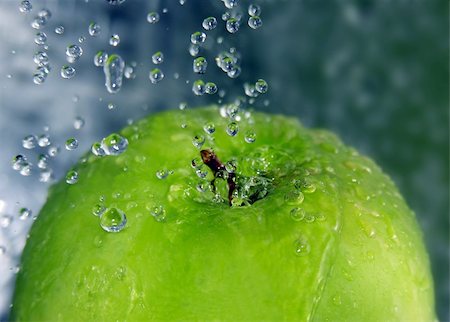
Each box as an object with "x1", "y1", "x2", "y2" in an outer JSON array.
[{"x1": 200, "y1": 149, "x2": 236, "y2": 206}]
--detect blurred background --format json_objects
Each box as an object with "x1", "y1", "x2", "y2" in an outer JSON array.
[{"x1": 0, "y1": 0, "x2": 448, "y2": 320}]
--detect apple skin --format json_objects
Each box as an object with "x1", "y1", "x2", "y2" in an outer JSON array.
[{"x1": 11, "y1": 106, "x2": 435, "y2": 321}]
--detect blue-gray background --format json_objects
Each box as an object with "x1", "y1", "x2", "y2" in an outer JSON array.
[{"x1": 0, "y1": 0, "x2": 448, "y2": 320}]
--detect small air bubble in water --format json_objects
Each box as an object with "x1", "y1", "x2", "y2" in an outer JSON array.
[
  {"x1": 192, "y1": 79, "x2": 205, "y2": 95},
  {"x1": 109, "y1": 34, "x2": 120, "y2": 46},
  {"x1": 147, "y1": 12, "x2": 160, "y2": 24},
  {"x1": 150, "y1": 205, "x2": 166, "y2": 222},
  {"x1": 203, "y1": 122, "x2": 215, "y2": 134},
  {"x1": 248, "y1": 16, "x2": 263, "y2": 29},
  {"x1": 248, "y1": 4, "x2": 261, "y2": 16},
  {"x1": 65, "y1": 170, "x2": 78, "y2": 184},
  {"x1": 100, "y1": 207, "x2": 127, "y2": 232},
  {"x1": 55, "y1": 25, "x2": 65, "y2": 35},
  {"x1": 193, "y1": 57, "x2": 207, "y2": 74},
  {"x1": 19, "y1": 208, "x2": 32, "y2": 220},
  {"x1": 190, "y1": 31, "x2": 206, "y2": 44},
  {"x1": 152, "y1": 51, "x2": 164, "y2": 64},
  {"x1": 226, "y1": 18, "x2": 240, "y2": 33},
  {"x1": 149, "y1": 68, "x2": 164, "y2": 84},
  {"x1": 104, "y1": 54, "x2": 125, "y2": 93},
  {"x1": 22, "y1": 135, "x2": 37, "y2": 149},
  {"x1": 226, "y1": 122, "x2": 239, "y2": 136},
  {"x1": 19, "y1": 0, "x2": 32, "y2": 13},
  {"x1": 101, "y1": 133, "x2": 128, "y2": 155},
  {"x1": 244, "y1": 131, "x2": 256, "y2": 143},
  {"x1": 202, "y1": 17, "x2": 217, "y2": 30},
  {"x1": 65, "y1": 138, "x2": 79, "y2": 150},
  {"x1": 34, "y1": 32, "x2": 47, "y2": 45},
  {"x1": 205, "y1": 82, "x2": 217, "y2": 94},
  {"x1": 61, "y1": 65, "x2": 76, "y2": 79},
  {"x1": 88, "y1": 22, "x2": 101, "y2": 36}
]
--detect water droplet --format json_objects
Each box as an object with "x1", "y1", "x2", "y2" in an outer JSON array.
[
  {"x1": 248, "y1": 16, "x2": 263, "y2": 29},
  {"x1": 149, "y1": 68, "x2": 164, "y2": 84},
  {"x1": 94, "y1": 51, "x2": 108, "y2": 67},
  {"x1": 107, "y1": 102, "x2": 115, "y2": 110},
  {"x1": 203, "y1": 122, "x2": 215, "y2": 134},
  {"x1": 244, "y1": 131, "x2": 256, "y2": 143},
  {"x1": 37, "y1": 153, "x2": 48, "y2": 169},
  {"x1": 179, "y1": 102, "x2": 188, "y2": 110},
  {"x1": 290, "y1": 208, "x2": 305, "y2": 221},
  {"x1": 78, "y1": 36, "x2": 86, "y2": 43},
  {"x1": 150, "y1": 205, "x2": 166, "y2": 222},
  {"x1": 92, "y1": 203, "x2": 106, "y2": 217},
  {"x1": 0, "y1": 246, "x2": 6, "y2": 255},
  {"x1": 100, "y1": 207, "x2": 127, "y2": 232},
  {"x1": 152, "y1": 51, "x2": 164, "y2": 64},
  {"x1": 202, "y1": 17, "x2": 217, "y2": 30},
  {"x1": 192, "y1": 79, "x2": 205, "y2": 95},
  {"x1": 294, "y1": 237, "x2": 310, "y2": 256},
  {"x1": 189, "y1": 44, "x2": 200, "y2": 57},
  {"x1": 37, "y1": 134, "x2": 51, "y2": 147},
  {"x1": 33, "y1": 51, "x2": 48, "y2": 66},
  {"x1": 104, "y1": 54, "x2": 125, "y2": 93},
  {"x1": 205, "y1": 82, "x2": 217, "y2": 94},
  {"x1": 33, "y1": 73, "x2": 46, "y2": 85},
  {"x1": 0, "y1": 215, "x2": 12, "y2": 228},
  {"x1": 284, "y1": 190, "x2": 304, "y2": 205},
  {"x1": 66, "y1": 44, "x2": 83, "y2": 62},
  {"x1": 39, "y1": 169, "x2": 53, "y2": 182},
  {"x1": 91, "y1": 142, "x2": 106, "y2": 156},
  {"x1": 192, "y1": 135, "x2": 206, "y2": 149},
  {"x1": 19, "y1": 208, "x2": 32, "y2": 220},
  {"x1": 124, "y1": 65, "x2": 136, "y2": 79},
  {"x1": 255, "y1": 79, "x2": 268, "y2": 93},
  {"x1": 48, "y1": 146, "x2": 60, "y2": 157},
  {"x1": 109, "y1": 34, "x2": 120, "y2": 46},
  {"x1": 244, "y1": 83, "x2": 259, "y2": 97},
  {"x1": 34, "y1": 32, "x2": 47, "y2": 45},
  {"x1": 61, "y1": 65, "x2": 76, "y2": 79},
  {"x1": 19, "y1": 0, "x2": 32, "y2": 13},
  {"x1": 226, "y1": 18, "x2": 240, "y2": 33},
  {"x1": 147, "y1": 12, "x2": 160, "y2": 24},
  {"x1": 11, "y1": 155, "x2": 27, "y2": 171},
  {"x1": 156, "y1": 169, "x2": 169, "y2": 179},
  {"x1": 54, "y1": 25, "x2": 65, "y2": 35},
  {"x1": 65, "y1": 170, "x2": 79, "y2": 184},
  {"x1": 65, "y1": 138, "x2": 79, "y2": 150},
  {"x1": 88, "y1": 22, "x2": 101, "y2": 36},
  {"x1": 193, "y1": 57, "x2": 207, "y2": 74},
  {"x1": 31, "y1": 17, "x2": 47, "y2": 30},
  {"x1": 101, "y1": 133, "x2": 128, "y2": 155},
  {"x1": 248, "y1": 4, "x2": 261, "y2": 16},
  {"x1": 73, "y1": 116, "x2": 85, "y2": 130},
  {"x1": 106, "y1": 0, "x2": 126, "y2": 4},
  {"x1": 22, "y1": 135, "x2": 37, "y2": 149},
  {"x1": 226, "y1": 122, "x2": 239, "y2": 136},
  {"x1": 304, "y1": 214, "x2": 315, "y2": 223},
  {"x1": 190, "y1": 31, "x2": 207, "y2": 45}
]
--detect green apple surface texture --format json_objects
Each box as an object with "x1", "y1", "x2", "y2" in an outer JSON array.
[{"x1": 11, "y1": 107, "x2": 435, "y2": 321}]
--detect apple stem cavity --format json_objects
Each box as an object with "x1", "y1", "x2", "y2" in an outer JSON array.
[
  {"x1": 200, "y1": 149, "x2": 272, "y2": 207},
  {"x1": 200, "y1": 149, "x2": 236, "y2": 206}
]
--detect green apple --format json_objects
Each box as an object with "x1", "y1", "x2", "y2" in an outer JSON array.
[{"x1": 11, "y1": 106, "x2": 435, "y2": 321}]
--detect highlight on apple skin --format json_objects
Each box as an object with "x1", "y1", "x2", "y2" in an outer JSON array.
[{"x1": 11, "y1": 106, "x2": 435, "y2": 321}]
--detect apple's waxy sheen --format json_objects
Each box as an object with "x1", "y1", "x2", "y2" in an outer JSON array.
[{"x1": 11, "y1": 107, "x2": 435, "y2": 321}]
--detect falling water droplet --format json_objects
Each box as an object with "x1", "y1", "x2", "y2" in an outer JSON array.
[
  {"x1": 65, "y1": 138, "x2": 79, "y2": 150},
  {"x1": 54, "y1": 25, "x2": 65, "y2": 35},
  {"x1": 34, "y1": 32, "x2": 47, "y2": 45},
  {"x1": 19, "y1": 0, "x2": 32, "y2": 13},
  {"x1": 226, "y1": 122, "x2": 239, "y2": 136},
  {"x1": 73, "y1": 116, "x2": 85, "y2": 130},
  {"x1": 244, "y1": 131, "x2": 256, "y2": 143},
  {"x1": 104, "y1": 54, "x2": 125, "y2": 94},
  {"x1": 109, "y1": 34, "x2": 120, "y2": 46},
  {"x1": 248, "y1": 16, "x2": 263, "y2": 29},
  {"x1": 151, "y1": 51, "x2": 164, "y2": 64},
  {"x1": 255, "y1": 79, "x2": 268, "y2": 93},
  {"x1": 203, "y1": 122, "x2": 215, "y2": 134},
  {"x1": 66, "y1": 44, "x2": 83, "y2": 62},
  {"x1": 192, "y1": 79, "x2": 205, "y2": 95},
  {"x1": 94, "y1": 51, "x2": 108, "y2": 67},
  {"x1": 193, "y1": 57, "x2": 207, "y2": 74},
  {"x1": 147, "y1": 12, "x2": 160, "y2": 24},
  {"x1": 226, "y1": 18, "x2": 240, "y2": 33},
  {"x1": 190, "y1": 31, "x2": 207, "y2": 44},
  {"x1": 19, "y1": 208, "x2": 32, "y2": 220},
  {"x1": 149, "y1": 68, "x2": 164, "y2": 84},
  {"x1": 192, "y1": 135, "x2": 206, "y2": 149},
  {"x1": 248, "y1": 4, "x2": 261, "y2": 16},
  {"x1": 202, "y1": 17, "x2": 217, "y2": 30},
  {"x1": 60, "y1": 65, "x2": 76, "y2": 79},
  {"x1": 100, "y1": 207, "x2": 127, "y2": 232},
  {"x1": 22, "y1": 135, "x2": 37, "y2": 149},
  {"x1": 88, "y1": 22, "x2": 101, "y2": 36}
]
